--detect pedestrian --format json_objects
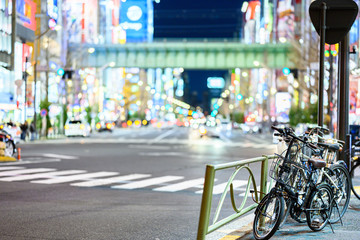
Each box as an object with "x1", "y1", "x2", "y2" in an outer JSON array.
[
  {"x1": 30, "y1": 121, "x2": 36, "y2": 141},
  {"x1": 20, "y1": 121, "x2": 28, "y2": 141}
]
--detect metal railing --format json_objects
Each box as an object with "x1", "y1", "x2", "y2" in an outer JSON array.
[{"x1": 197, "y1": 155, "x2": 277, "y2": 240}]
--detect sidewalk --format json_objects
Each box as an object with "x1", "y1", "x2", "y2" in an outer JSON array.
[{"x1": 209, "y1": 195, "x2": 360, "y2": 240}]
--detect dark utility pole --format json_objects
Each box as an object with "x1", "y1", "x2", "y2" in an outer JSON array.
[
  {"x1": 338, "y1": 34, "x2": 350, "y2": 166},
  {"x1": 317, "y1": 2, "x2": 326, "y2": 127}
]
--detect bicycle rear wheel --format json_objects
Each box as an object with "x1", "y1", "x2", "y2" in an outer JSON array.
[
  {"x1": 253, "y1": 193, "x2": 284, "y2": 240},
  {"x1": 327, "y1": 164, "x2": 351, "y2": 223},
  {"x1": 351, "y1": 162, "x2": 360, "y2": 200},
  {"x1": 306, "y1": 183, "x2": 333, "y2": 231}
]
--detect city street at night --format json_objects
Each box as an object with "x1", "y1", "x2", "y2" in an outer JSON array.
[
  {"x1": 0, "y1": 127, "x2": 275, "y2": 239},
  {"x1": 2, "y1": 0, "x2": 360, "y2": 239}
]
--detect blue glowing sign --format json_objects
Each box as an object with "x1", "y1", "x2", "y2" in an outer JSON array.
[
  {"x1": 207, "y1": 77, "x2": 225, "y2": 89},
  {"x1": 120, "y1": 0, "x2": 153, "y2": 42}
]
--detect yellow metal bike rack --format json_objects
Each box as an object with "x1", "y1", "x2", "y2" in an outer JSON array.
[{"x1": 197, "y1": 155, "x2": 276, "y2": 240}]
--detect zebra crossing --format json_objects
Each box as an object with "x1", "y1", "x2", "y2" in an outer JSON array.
[{"x1": 0, "y1": 166, "x2": 256, "y2": 196}]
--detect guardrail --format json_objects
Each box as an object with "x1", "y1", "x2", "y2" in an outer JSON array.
[{"x1": 197, "y1": 155, "x2": 277, "y2": 240}]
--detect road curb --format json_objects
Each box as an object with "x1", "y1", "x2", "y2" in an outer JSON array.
[
  {"x1": 219, "y1": 221, "x2": 253, "y2": 240},
  {"x1": 0, "y1": 156, "x2": 17, "y2": 162}
]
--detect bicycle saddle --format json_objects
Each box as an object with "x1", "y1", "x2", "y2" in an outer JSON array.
[
  {"x1": 308, "y1": 158, "x2": 326, "y2": 169},
  {"x1": 317, "y1": 142, "x2": 340, "y2": 151}
]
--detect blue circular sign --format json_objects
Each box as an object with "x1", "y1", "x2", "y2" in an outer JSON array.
[{"x1": 40, "y1": 109, "x2": 48, "y2": 117}]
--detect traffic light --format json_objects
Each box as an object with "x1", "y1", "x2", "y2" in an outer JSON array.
[{"x1": 325, "y1": 44, "x2": 338, "y2": 57}]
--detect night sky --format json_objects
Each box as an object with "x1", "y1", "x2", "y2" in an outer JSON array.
[
  {"x1": 153, "y1": 0, "x2": 245, "y2": 38},
  {"x1": 153, "y1": 0, "x2": 244, "y2": 110}
]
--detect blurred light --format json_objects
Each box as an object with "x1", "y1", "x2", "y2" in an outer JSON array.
[
  {"x1": 263, "y1": 90, "x2": 269, "y2": 97},
  {"x1": 225, "y1": 90, "x2": 230, "y2": 95},
  {"x1": 134, "y1": 120, "x2": 141, "y2": 126},
  {"x1": 241, "y1": 1, "x2": 249, "y2": 12},
  {"x1": 253, "y1": 61, "x2": 260, "y2": 67},
  {"x1": 142, "y1": 120, "x2": 147, "y2": 125},
  {"x1": 109, "y1": 62, "x2": 116, "y2": 67},
  {"x1": 64, "y1": 125, "x2": 69, "y2": 130},
  {"x1": 282, "y1": 67, "x2": 290, "y2": 75},
  {"x1": 150, "y1": 89, "x2": 156, "y2": 94},
  {"x1": 229, "y1": 104, "x2": 234, "y2": 110},
  {"x1": 293, "y1": 81, "x2": 299, "y2": 88},
  {"x1": 88, "y1": 48, "x2": 95, "y2": 54},
  {"x1": 138, "y1": 81, "x2": 143, "y2": 86},
  {"x1": 57, "y1": 68, "x2": 65, "y2": 76},
  {"x1": 249, "y1": 97, "x2": 254, "y2": 102},
  {"x1": 80, "y1": 124, "x2": 85, "y2": 130},
  {"x1": 236, "y1": 94, "x2": 243, "y2": 101},
  {"x1": 270, "y1": 87, "x2": 277, "y2": 95},
  {"x1": 242, "y1": 72, "x2": 248, "y2": 77},
  {"x1": 145, "y1": 86, "x2": 151, "y2": 91},
  {"x1": 279, "y1": 37, "x2": 287, "y2": 43},
  {"x1": 221, "y1": 93, "x2": 227, "y2": 98},
  {"x1": 127, "y1": 120, "x2": 133, "y2": 126},
  {"x1": 304, "y1": 76, "x2": 310, "y2": 83}
]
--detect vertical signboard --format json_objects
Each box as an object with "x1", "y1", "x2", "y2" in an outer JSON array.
[{"x1": 120, "y1": 0, "x2": 153, "y2": 42}]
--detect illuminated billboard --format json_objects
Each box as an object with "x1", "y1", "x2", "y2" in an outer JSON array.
[
  {"x1": 16, "y1": 0, "x2": 36, "y2": 31},
  {"x1": 207, "y1": 77, "x2": 225, "y2": 89},
  {"x1": 119, "y1": 0, "x2": 153, "y2": 42}
]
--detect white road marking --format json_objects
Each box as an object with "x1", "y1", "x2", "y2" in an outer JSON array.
[
  {"x1": 0, "y1": 166, "x2": 25, "y2": 171},
  {"x1": 112, "y1": 176, "x2": 184, "y2": 190},
  {"x1": 0, "y1": 168, "x2": 56, "y2": 176},
  {"x1": 195, "y1": 180, "x2": 248, "y2": 195},
  {"x1": 0, "y1": 170, "x2": 87, "y2": 182},
  {"x1": 149, "y1": 129, "x2": 177, "y2": 143},
  {"x1": 128, "y1": 145, "x2": 171, "y2": 150},
  {"x1": 153, "y1": 178, "x2": 204, "y2": 192},
  {"x1": 71, "y1": 174, "x2": 151, "y2": 187},
  {"x1": 31, "y1": 172, "x2": 119, "y2": 184},
  {"x1": 42, "y1": 153, "x2": 78, "y2": 159}
]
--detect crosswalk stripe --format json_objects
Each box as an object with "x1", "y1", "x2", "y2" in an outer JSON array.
[
  {"x1": 112, "y1": 176, "x2": 184, "y2": 190},
  {"x1": 71, "y1": 174, "x2": 152, "y2": 187},
  {"x1": 0, "y1": 168, "x2": 56, "y2": 176},
  {"x1": 42, "y1": 153, "x2": 78, "y2": 159},
  {"x1": 31, "y1": 172, "x2": 119, "y2": 184},
  {"x1": 0, "y1": 170, "x2": 87, "y2": 182},
  {"x1": 0, "y1": 167, "x2": 25, "y2": 171},
  {"x1": 153, "y1": 178, "x2": 204, "y2": 192},
  {"x1": 195, "y1": 180, "x2": 248, "y2": 195}
]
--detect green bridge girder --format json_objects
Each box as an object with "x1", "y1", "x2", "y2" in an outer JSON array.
[{"x1": 68, "y1": 41, "x2": 296, "y2": 70}]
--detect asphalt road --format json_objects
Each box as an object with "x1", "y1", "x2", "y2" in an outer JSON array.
[{"x1": 0, "y1": 127, "x2": 275, "y2": 240}]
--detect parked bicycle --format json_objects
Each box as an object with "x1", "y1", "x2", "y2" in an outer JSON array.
[{"x1": 253, "y1": 126, "x2": 335, "y2": 240}]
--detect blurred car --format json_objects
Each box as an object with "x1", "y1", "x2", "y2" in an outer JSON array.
[
  {"x1": 0, "y1": 123, "x2": 21, "y2": 144},
  {"x1": 95, "y1": 121, "x2": 115, "y2": 132},
  {"x1": 64, "y1": 120, "x2": 91, "y2": 137}
]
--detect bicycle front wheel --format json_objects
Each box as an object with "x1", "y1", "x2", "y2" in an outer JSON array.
[
  {"x1": 306, "y1": 183, "x2": 333, "y2": 231},
  {"x1": 351, "y1": 162, "x2": 360, "y2": 200},
  {"x1": 253, "y1": 193, "x2": 284, "y2": 240}
]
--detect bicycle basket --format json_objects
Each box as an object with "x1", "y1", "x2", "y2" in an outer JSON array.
[{"x1": 269, "y1": 155, "x2": 290, "y2": 181}]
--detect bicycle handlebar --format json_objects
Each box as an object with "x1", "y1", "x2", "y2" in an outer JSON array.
[{"x1": 271, "y1": 125, "x2": 318, "y2": 150}]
